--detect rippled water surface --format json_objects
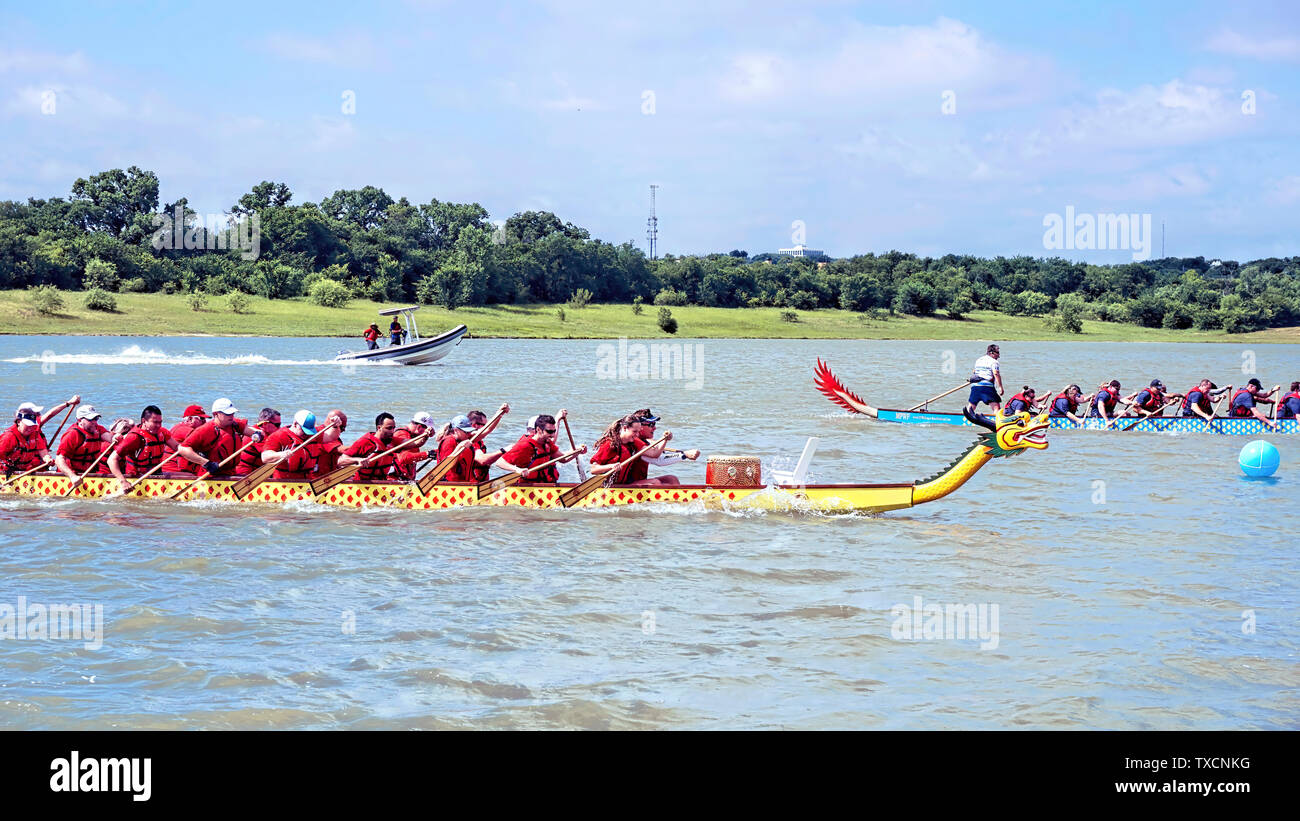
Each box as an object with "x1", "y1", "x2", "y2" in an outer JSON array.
[{"x1": 1, "y1": 335, "x2": 1297, "y2": 729}]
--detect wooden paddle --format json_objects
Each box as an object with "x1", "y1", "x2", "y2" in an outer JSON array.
[
  {"x1": 60, "y1": 442, "x2": 116, "y2": 497},
  {"x1": 231, "y1": 422, "x2": 336, "y2": 500},
  {"x1": 561, "y1": 416, "x2": 587, "y2": 481},
  {"x1": 44, "y1": 401, "x2": 78, "y2": 443},
  {"x1": 476, "y1": 447, "x2": 582, "y2": 501},
  {"x1": 907, "y1": 383, "x2": 968, "y2": 412},
  {"x1": 559, "y1": 434, "x2": 670, "y2": 508},
  {"x1": 311, "y1": 430, "x2": 431, "y2": 496},
  {"x1": 0, "y1": 458, "x2": 53, "y2": 492},
  {"x1": 414, "y1": 405, "x2": 508, "y2": 495},
  {"x1": 165, "y1": 439, "x2": 259, "y2": 500}
]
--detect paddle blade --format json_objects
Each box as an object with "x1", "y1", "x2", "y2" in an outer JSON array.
[
  {"x1": 415, "y1": 453, "x2": 459, "y2": 495},
  {"x1": 310, "y1": 463, "x2": 358, "y2": 496},
  {"x1": 231, "y1": 460, "x2": 277, "y2": 499},
  {"x1": 559, "y1": 471, "x2": 609, "y2": 508},
  {"x1": 475, "y1": 473, "x2": 521, "y2": 501}
]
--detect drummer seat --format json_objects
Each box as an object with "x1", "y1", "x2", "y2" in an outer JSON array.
[{"x1": 771, "y1": 437, "x2": 818, "y2": 486}]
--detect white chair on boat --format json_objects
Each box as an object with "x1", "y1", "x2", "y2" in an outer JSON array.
[{"x1": 771, "y1": 437, "x2": 818, "y2": 486}]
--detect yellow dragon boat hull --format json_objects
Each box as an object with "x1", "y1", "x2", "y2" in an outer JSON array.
[
  {"x1": 1, "y1": 411, "x2": 1048, "y2": 514},
  {"x1": 2, "y1": 473, "x2": 920, "y2": 513}
]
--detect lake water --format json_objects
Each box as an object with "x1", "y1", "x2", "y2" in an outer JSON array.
[{"x1": 0, "y1": 335, "x2": 1296, "y2": 729}]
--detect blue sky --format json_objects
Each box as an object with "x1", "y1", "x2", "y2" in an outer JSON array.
[{"x1": 2, "y1": 0, "x2": 1297, "y2": 262}]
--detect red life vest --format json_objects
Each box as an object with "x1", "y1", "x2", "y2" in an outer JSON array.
[
  {"x1": 1179, "y1": 386, "x2": 1213, "y2": 415},
  {"x1": 471, "y1": 440, "x2": 488, "y2": 482},
  {"x1": 1090, "y1": 387, "x2": 1118, "y2": 415},
  {"x1": 1230, "y1": 388, "x2": 1255, "y2": 417},
  {"x1": 1005, "y1": 393, "x2": 1034, "y2": 413},
  {"x1": 265, "y1": 428, "x2": 322, "y2": 481},
  {"x1": 346, "y1": 432, "x2": 396, "y2": 481},
  {"x1": 363, "y1": 327, "x2": 379, "y2": 342},
  {"x1": 593, "y1": 437, "x2": 648, "y2": 484},
  {"x1": 58, "y1": 423, "x2": 107, "y2": 473},
  {"x1": 119, "y1": 425, "x2": 170, "y2": 476},
  {"x1": 1050, "y1": 391, "x2": 1078, "y2": 416},
  {"x1": 1280, "y1": 391, "x2": 1300, "y2": 419},
  {"x1": 0, "y1": 424, "x2": 49, "y2": 472},
  {"x1": 507, "y1": 436, "x2": 560, "y2": 483},
  {"x1": 1135, "y1": 388, "x2": 1165, "y2": 413}
]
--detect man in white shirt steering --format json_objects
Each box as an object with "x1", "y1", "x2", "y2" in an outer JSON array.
[{"x1": 965, "y1": 344, "x2": 1004, "y2": 415}]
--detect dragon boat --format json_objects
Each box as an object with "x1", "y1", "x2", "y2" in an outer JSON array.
[
  {"x1": 0, "y1": 411, "x2": 1047, "y2": 514},
  {"x1": 814, "y1": 359, "x2": 1298, "y2": 435}
]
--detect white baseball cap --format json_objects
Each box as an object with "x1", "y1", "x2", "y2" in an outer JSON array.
[
  {"x1": 16, "y1": 402, "x2": 43, "y2": 416},
  {"x1": 526, "y1": 415, "x2": 540, "y2": 431},
  {"x1": 76, "y1": 405, "x2": 102, "y2": 421},
  {"x1": 293, "y1": 410, "x2": 318, "y2": 436},
  {"x1": 411, "y1": 412, "x2": 435, "y2": 428},
  {"x1": 211, "y1": 398, "x2": 239, "y2": 416}
]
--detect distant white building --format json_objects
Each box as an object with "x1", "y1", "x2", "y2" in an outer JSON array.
[{"x1": 777, "y1": 244, "x2": 828, "y2": 260}]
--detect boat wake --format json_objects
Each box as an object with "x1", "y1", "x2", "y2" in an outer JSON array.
[{"x1": 2, "y1": 345, "x2": 335, "y2": 366}]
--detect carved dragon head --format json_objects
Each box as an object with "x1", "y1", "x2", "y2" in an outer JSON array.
[{"x1": 963, "y1": 408, "x2": 1049, "y2": 456}]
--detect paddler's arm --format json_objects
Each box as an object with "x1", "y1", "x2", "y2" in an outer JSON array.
[
  {"x1": 483, "y1": 403, "x2": 510, "y2": 436},
  {"x1": 641, "y1": 430, "x2": 672, "y2": 459},
  {"x1": 474, "y1": 448, "x2": 506, "y2": 468},
  {"x1": 176, "y1": 444, "x2": 219, "y2": 473},
  {"x1": 40, "y1": 395, "x2": 80, "y2": 427},
  {"x1": 54, "y1": 450, "x2": 81, "y2": 483}
]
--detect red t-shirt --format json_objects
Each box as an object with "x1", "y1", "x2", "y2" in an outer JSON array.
[
  {"x1": 181, "y1": 422, "x2": 241, "y2": 475},
  {"x1": 590, "y1": 437, "x2": 648, "y2": 484},
  {"x1": 114, "y1": 425, "x2": 172, "y2": 476},
  {"x1": 0, "y1": 424, "x2": 50, "y2": 473},
  {"x1": 342, "y1": 432, "x2": 397, "y2": 481},
  {"x1": 435, "y1": 435, "x2": 475, "y2": 482},
  {"x1": 263, "y1": 427, "x2": 321, "y2": 481},
  {"x1": 503, "y1": 434, "x2": 560, "y2": 482},
  {"x1": 57, "y1": 422, "x2": 109, "y2": 473}
]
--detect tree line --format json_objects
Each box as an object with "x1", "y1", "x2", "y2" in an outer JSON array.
[{"x1": 2, "y1": 166, "x2": 1298, "y2": 333}]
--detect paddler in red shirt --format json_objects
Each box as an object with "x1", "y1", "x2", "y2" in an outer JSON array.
[
  {"x1": 391, "y1": 412, "x2": 434, "y2": 480},
  {"x1": 431, "y1": 405, "x2": 509, "y2": 483},
  {"x1": 338, "y1": 412, "x2": 400, "y2": 481},
  {"x1": 630, "y1": 409, "x2": 699, "y2": 469},
  {"x1": 161, "y1": 404, "x2": 212, "y2": 472},
  {"x1": 314, "y1": 410, "x2": 348, "y2": 476},
  {"x1": 175, "y1": 398, "x2": 245, "y2": 477},
  {"x1": 466, "y1": 409, "x2": 509, "y2": 481},
  {"x1": 0, "y1": 402, "x2": 56, "y2": 476},
  {"x1": 500, "y1": 411, "x2": 586, "y2": 483},
  {"x1": 54, "y1": 405, "x2": 126, "y2": 487},
  {"x1": 107, "y1": 404, "x2": 182, "y2": 492},
  {"x1": 589, "y1": 414, "x2": 676, "y2": 486},
  {"x1": 259, "y1": 410, "x2": 324, "y2": 481},
  {"x1": 234, "y1": 408, "x2": 282, "y2": 476}
]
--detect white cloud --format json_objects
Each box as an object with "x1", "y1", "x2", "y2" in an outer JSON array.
[
  {"x1": 1206, "y1": 29, "x2": 1300, "y2": 61},
  {"x1": 716, "y1": 18, "x2": 1053, "y2": 109},
  {"x1": 1051, "y1": 80, "x2": 1248, "y2": 150}
]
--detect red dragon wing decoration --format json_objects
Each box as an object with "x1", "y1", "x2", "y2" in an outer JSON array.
[{"x1": 813, "y1": 358, "x2": 875, "y2": 416}]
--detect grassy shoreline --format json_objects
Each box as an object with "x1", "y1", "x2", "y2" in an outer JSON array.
[{"x1": 2, "y1": 290, "x2": 1297, "y2": 343}]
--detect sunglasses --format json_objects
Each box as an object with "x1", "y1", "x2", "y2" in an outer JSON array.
[
  {"x1": 541, "y1": 428, "x2": 557, "y2": 434},
  {"x1": 17, "y1": 412, "x2": 39, "y2": 422}
]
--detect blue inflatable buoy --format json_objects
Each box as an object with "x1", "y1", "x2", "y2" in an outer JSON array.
[{"x1": 1239, "y1": 440, "x2": 1280, "y2": 478}]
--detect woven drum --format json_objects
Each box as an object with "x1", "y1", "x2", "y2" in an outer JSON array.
[{"x1": 705, "y1": 455, "x2": 761, "y2": 487}]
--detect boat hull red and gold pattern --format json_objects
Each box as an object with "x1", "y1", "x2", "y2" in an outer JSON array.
[{"x1": 0, "y1": 473, "x2": 917, "y2": 514}]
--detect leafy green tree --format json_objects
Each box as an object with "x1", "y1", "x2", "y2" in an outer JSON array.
[
  {"x1": 231, "y1": 181, "x2": 293, "y2": 216},
  {"x1": 893, "y1": 279, "x2": 936, "y2": 315},
  {"x1": 69, "y1": 166, "x2": 160, "y2": 240}
]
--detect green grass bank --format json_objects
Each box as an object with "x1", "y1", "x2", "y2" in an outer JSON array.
[{"x1": 2, "y1": 290, "x2": 1296, "y2": 343}]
